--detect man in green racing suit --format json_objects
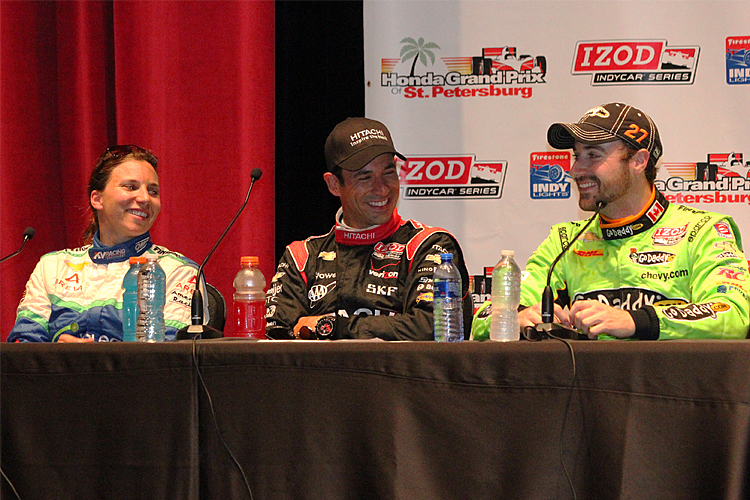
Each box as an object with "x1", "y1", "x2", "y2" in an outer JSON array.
[{"x1": 473, "y1": 102, "x2": 749, "y2": 340}]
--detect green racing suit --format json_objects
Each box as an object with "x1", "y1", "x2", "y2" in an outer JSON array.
[{"x1": 473, "y1": 189, "x2": 749, "y2": 340}]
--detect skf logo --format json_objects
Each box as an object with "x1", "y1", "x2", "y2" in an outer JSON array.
[
  {"x1": 530, "y1": 152, "x2": 571, "y2": 199},
  {"x1": 573, "y1": 249, "x2": 603, "y2": 257},
  {"x1": 726, "y1": 37, "x2": 750, "y2": 85},
  {"x1": 572, "y1": 39, "x2": 700, "y2": 85},
  {"x1": 398, "y1": 155, "x2": 506, "y2": 199},
  {"x1": 366, "y1": 284, "x2": 399, "y2": 297}
]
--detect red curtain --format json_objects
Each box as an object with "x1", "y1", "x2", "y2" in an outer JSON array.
[{"x1": 0, "y1": 1, "x2": 275, "y2": 340}]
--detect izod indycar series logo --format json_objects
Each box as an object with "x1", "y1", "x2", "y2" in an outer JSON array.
[
  {"x1": 572, "y1": 39, "x2": 699, "y2": 85},
  {"x1": 657, "y1": 152, "x2": 750, "y2": 206},
  {"x1": 530, "y1": 152, "x2": 571, "y2": 199},
  {"x1": 380, "y1": 39, "x2": 546, "y2": 100},
  {"x1": 397, "y1": 155, "x2": 507, "y2": 199},
  {"x1": 726, "y1": 36, "x2": 750, "y2": 85}
]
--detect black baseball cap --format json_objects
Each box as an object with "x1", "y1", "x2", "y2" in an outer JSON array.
[
  {"x1": 325, "y1": 117, "x2": 407, "y2": 172},
  {"x1": 547, "y1": 103, "x2": 662, "y2": 165}
]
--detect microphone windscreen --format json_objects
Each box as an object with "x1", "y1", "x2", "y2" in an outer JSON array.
[
  {"x1": 251, "y1": 168, "x2": 262, "y2": 181},
  {"x1": 23, "y1": 227, "x2": 36, "y2": 240}
]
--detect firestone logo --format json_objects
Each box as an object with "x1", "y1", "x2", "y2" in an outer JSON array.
[
  {"x1": 657, "y1": 152, "x2": 750, "y2": 206},
  {"x1": 726, "y1": 36, "x2": 750, "y2": 85},
  {"x1": 530, "y1": 152, "x2": 571, "y2": 199},
  {"x1": 381, "y1": 41, "x2": 547, "y2": 100},
  {"x1": 572, "y1": 39, "x2": 700, "y2": 85},
  {"x1": 397, "y1": 155, "x2": 506, "y2": 199}
]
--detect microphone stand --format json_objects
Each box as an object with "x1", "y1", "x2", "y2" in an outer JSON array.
[
  {"x1": 176, "y1": 169, "x2": 262, "y2": 340},
  {"x1": 0, "y1": 227, "x2": 35, "y2": 264},
  {"x1": 533, "y1": 201, "x2": 605, "y2": 340}
]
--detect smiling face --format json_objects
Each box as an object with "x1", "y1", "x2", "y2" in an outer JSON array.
[
  {"x1": 324, "y1": 153, "x2": 400, "y2": 229},
  {"x1": 90, "y1": 160, "x2": 161, "y2": 246},
  {"x1": 571, "y1": 140, "x2": 651, "y2": 218}
]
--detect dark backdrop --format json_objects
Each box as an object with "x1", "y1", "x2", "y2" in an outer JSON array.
[{"x1": 275, "y1": 1, "x2": 364, "y2": 260}]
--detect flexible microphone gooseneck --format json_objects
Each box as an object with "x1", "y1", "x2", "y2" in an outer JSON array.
[
  {"x1": 0, "y1": 227, "x2": 35, "y2": 264},
  {"x1": 532, "y1": 201, "x2": 606, "y2": 340},
  {"x1": 176, "y1": 168, "x2": 263, "y2": 340}
]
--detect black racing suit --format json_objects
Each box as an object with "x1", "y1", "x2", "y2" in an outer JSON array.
[{"x1": 265, "y1": 210, "x2": 470, "y2": 340}]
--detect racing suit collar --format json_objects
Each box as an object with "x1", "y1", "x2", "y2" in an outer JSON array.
[
  {"x1": 334, "y1": 208, "x2": 404, "y2": 245},
  {"x1": 598, "y1": 188, "x2": 670, "y2": 240},
  {"x1": 89, "y1": 231, "x2": 153, "y2": 264}
]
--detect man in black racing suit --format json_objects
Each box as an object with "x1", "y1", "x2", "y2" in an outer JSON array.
[{"x1": 266, "y1": 117, "x2": 470, "y2": 340}]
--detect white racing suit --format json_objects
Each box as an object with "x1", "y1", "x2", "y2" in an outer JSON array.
[{"x1": 8, "y1": 232, "x2": 200, "y2": 342}]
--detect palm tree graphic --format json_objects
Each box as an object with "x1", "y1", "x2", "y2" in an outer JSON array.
[{"x1": 400, "y1": 37, "x2": 440, "y2": 77}]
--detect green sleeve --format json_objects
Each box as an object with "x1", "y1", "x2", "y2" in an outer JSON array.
[{"x1": 653, "y1": 216, "x2": 749, "y2": 339}]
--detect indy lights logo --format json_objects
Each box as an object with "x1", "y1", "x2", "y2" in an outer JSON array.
[
  {"x1": 381, "y1": 43, "x2": 546, "y2": 100},
  {"x1": 572, "y1": 39, "x2": 700, "y2": 85},
  {"x1": 397, "y1": 155, "x2": 507, "y2": 199},
  {"x1": 530, "y1": 152, "x2": 571, "y2": 200},
  {"x1": 657, "y1": 152, "x2": 750, "y2": 206},
  {"x1": 726, "y1": 36, "x2": 750, "y2": 85}
]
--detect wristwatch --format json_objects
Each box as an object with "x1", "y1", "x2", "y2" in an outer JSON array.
[{"x1": 315, "y1": 315, "x2": 336, "y2": 339}]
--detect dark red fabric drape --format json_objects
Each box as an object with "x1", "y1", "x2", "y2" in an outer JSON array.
[{"x1": 0, "y1": 0, "x2": 275, "y2": 340}]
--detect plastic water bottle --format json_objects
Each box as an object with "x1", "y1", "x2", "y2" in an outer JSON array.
[
  {"x1": 490, "y1": 250, "x2": 521, "y2": 341},
  {"x1": 122, "y1": 256, "x2": 146, "y2": 342},
  {"x1": 232, "y1": 256, "x2": 267, "y2": 338},
  {"x1": 433, "y1": 253, "x2": 464, "y2": 342},
  {"x1": 136, "y1": 254, "x2": 166, "y2": 342}
]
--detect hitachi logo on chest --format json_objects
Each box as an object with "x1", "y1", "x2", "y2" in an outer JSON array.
[{"x1": 341, "y1": 231, "x2": 376, "y2": 241}]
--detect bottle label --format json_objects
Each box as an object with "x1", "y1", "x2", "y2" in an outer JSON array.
[
  {"x1": 232, "y1": 300, "x2": 266, "y2": 339},
  {"x1": 434, "y1": 279, "x2": 460, "y2": 299}
]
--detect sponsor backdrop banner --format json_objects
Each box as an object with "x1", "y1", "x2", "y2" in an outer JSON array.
[{"x1": 364, "y1": 0, "x2": 749, "y2": 303}]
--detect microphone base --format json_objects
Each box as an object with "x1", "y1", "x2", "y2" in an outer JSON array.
[
  {"x1": 175, "y1": 324, "x2": 224, "y2": 341},
  {"x1": 526, "y1": 323, "x2": 588, "y2": 341}
]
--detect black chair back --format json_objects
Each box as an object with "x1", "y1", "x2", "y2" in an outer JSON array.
[{"x1": 205, "y1": 283, "x2": 227, "y2": 332}]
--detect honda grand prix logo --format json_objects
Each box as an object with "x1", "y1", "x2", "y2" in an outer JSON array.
[
  {"x1": 397, "y1": 155, "x2": 507, "y2": 199},
  {"x1": 572, "y1": 39, "x2": 700, "y2": 85},
  {"x1": 381, "y1": 41, "x2": 546, "y2": 100},
  {"x1": 657, "y1": 152, "x2": 750, "y2": 206}
]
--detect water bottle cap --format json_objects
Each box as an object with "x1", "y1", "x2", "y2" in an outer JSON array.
[
  {"x1": 241, "y1": 256, "x2": 259, "y2": 267},
  {"x1": 501, "y1": 250, "x2": 515, "y2": 257},
  {"x1": 144, "y1": 254, "x2": 158, "y2": 261},
  {"x1": 440, "y1": 253, "x2": 453, "y2": 262},
  {"x1": 129, "y1": 256, "x2": 147, "y2": 264}
]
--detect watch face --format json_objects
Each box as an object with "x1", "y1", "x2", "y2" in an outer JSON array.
[{"x1": 315, "y1": 316, "x2": 335, "y2": 339}]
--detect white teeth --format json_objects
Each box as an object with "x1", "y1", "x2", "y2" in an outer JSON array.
[
  {"x1": 128, "y1": 210, "x2": 148, "y2": 218},
  {"x1": 369, "y1": 200, "x2": 387, "y2": 207}
]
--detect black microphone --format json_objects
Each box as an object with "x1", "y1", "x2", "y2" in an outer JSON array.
[
  {"x1": 530, "y1": 201, "x2": 606, "y2": 340},
  {"x1": 0, "y1": 227, "x2": 35, "y2": 264},
  {"x1": 176, "y1": 168, "x2": 263, "y2": 340}
]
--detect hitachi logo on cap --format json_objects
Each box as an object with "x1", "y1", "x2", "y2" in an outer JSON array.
[{"x1": 350, "y1": 128, "x2": 388, "y2": 146}]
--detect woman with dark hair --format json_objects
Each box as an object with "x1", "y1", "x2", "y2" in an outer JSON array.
[{"x1": 9, "y1": 145, "x2": 202, "y2": 342}]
